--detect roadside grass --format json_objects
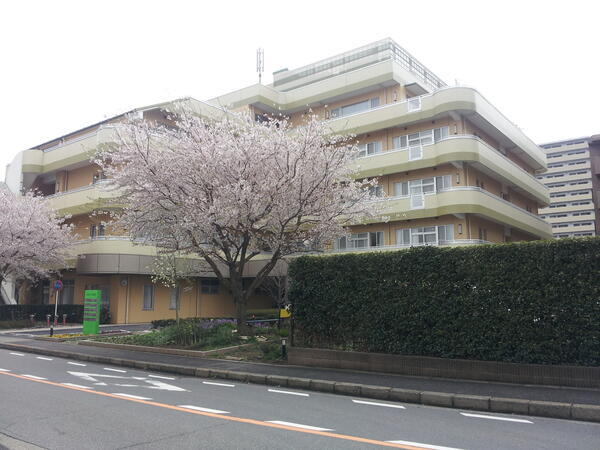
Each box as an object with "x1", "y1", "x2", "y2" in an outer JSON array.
[{"x1": 0, "y1": 319, "x2": 34, "y2": 329}]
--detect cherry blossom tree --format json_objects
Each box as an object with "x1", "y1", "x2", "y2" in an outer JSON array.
[
  {"x1": 97, "y1": 105, "x2": 378, "y2": 332},
  {"x1": 0, "y1": 187, "x2": 75, "y2": 301}
]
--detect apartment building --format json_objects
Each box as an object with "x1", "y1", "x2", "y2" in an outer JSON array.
[
  {"x1": 537, "y1": 135, "x2": 600, "y2": 237},
  {"x1": 3, "y1": 38, "x2": 552, "y2": 320}
]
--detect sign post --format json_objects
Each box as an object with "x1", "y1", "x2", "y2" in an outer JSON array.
[
  {"x1": 83, "y1": 290, "x2": 102, "y2": 335},
  {"x1": 50, "y1": 280, "x2": 63, "y2": 336}
]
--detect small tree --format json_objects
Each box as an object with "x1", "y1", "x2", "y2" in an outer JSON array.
[
  {"x1": 98, "y1": 105, "x2": 378, "y2": 332},
  {"x1": 0, "y1": 188, "x2": 74, "y2": 300}
]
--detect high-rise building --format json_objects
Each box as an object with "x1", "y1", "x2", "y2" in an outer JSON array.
[
  {"x1": 538, "y1": 135, "x2": 600, "y2": 238},
  {"x1": 3, "y1": 38, "x2": 552, "y2": 319}
]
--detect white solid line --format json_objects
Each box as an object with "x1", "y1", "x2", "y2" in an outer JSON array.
[
  {"x1": 21, "y1": 374, "x2": 47, "y2": 380},
  {"x1": 36, "y1": 357, "x2": 53, "y2": 361},
  {"x1": 460, "y1": 412, "x2": 533, "y2": 424},
  {"x1": 268, "y1": 389, "x2": 309, "y2": 397},
  {"x1": 203, "y1": 381, "x2": 235, "y2": 387},
  {"x1": 387, "y1": 440, "x2": 464, "y2": 450},
  {"x1": 9, "y1": 352, "x2": 25, "y2": 356},
  {"x1": 0, "y1": 368, "x2": 11, "y2": 372},
  {"x1": 178, "y1": 405, "x2": 230, "y2": 414},
  {"x1": 148, "y1": 375, "x2": 175, "y2": 380},
  {"x1": 61, "y1": 383, "x2": 93, "y2": 389},
  {"x1": 104, "y1": 368, "x2": 127, "y2": 373},
  {"x1": 112, "y1": 393, "x2": 152, "y2": 400},
  {"x1": 266, "y1": 421, "x2": 332, "y2": 431},
  {"x1": 352, "y1": 399, "x2": 405, "y2": 409},
  {"x1": 67, "y1": 362, "x2": 86, "y2": 366}
]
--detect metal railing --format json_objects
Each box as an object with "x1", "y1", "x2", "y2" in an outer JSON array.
[
  {"x1": 45, "y1": 179, "x2": 110, "y2": 199},
  {"x1": 328, "y1": 239, "x2": 490, "y2": 254}
]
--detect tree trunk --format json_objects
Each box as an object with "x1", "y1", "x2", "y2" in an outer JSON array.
[{"x1": 235, "y1": 295, "x2": 249, "y2": 335}]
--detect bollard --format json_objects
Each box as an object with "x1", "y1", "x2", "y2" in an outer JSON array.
[
  {"x1": 29, "y1": 314, "x2": 36, "y2": 326},
  {"x1": 281, "y1": 338, "x2": 287, "y2": 360},
  {"x1": 63, "y1": 314, "x2": 67, "y2": 326},
  {"x1": 54, "y1": 315, "x2": 58, "y2": 327},
  {"x1": 46, "y1": 314, "x2": 51, "y2": 327}
]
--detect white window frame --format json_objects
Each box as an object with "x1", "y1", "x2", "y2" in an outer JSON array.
[
  {"x1": 407, "y1": 97, "x2": 422, "y2": 111},
  {"x1": 358, "y1": 141, "x2": 382, "y2": 157},
  {"x1": 169, "y1": 286, "x2": 179, "y2": 310},
  {"x1": 143, "y1": 284, "x2": 154, "y2": 310}
]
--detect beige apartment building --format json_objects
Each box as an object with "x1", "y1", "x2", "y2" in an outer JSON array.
[
  {"x1": 3, "y1": 38, "x2": 552, "y2": 321},
  {"x1": 538, "y1": 135, "x2": 600, "y2": 238}
]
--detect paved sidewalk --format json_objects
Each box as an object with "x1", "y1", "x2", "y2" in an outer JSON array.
[{"x1": 1, "y1": 335, "x2": 599, "y2": 406}]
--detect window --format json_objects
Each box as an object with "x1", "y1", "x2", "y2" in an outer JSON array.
[
  {"x1": 90, "y1": 225, "x2": 97, "y2": 238},
  {"x1": 394, "y1": 181, "x2": 408, "y2": 197},
  {"x1": 392, "y1": 127, "x2": 448, "y2": 150},
  {"x1": 201, "y1": 279, "x2": 219, "y2": 294},
  {"x1": 331, "y1": 97, "x2": 379, "y2": 119},
  {"x1": 357, "y1": 141, "x2": 382, "y2": 157},
  {"x1": 396, "y1": 225, "x2": 451, "y2": 246},
  {"x1": 169, "y1": 286, "x2": 179, "y2": 310},
  {"x1": 392, "y1": 135, "x2": 407, "y2": 149},
  {"x1": 435, "y1": 175, "x2": 452, "y2": 191},
  {"x1": 59, "y1": 280, "x2": 75, "y2": 305},
  {"x1": 478, "y1": 227, "x2": 488, "y2": 241},
  {"x1": 143, "y1": 285, "x2": 154, "y2": 310},
  {"x1": 336, "y1": 232, "x2": 384, "y2": 249},
  {"x1": 368, "y1": 186, "x2": 384, "y2": 197},
  {"x1": 90, "y1": 224, "x2": 105, "y2": 238},
  {"x1": 394, "y1": 175, "x2": 450, "y2": 198},
  {"x1": 433, "y1": 126, "x2": 449, "y2": 142}
]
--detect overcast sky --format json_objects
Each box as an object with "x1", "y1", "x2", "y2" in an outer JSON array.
[{"x1": 1, "y1": 0, "x2": 598, "y2": 180}]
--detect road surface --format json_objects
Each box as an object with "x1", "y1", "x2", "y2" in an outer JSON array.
[{"x1": 0, "y1": 348, "x2": 598, "y2": 449}]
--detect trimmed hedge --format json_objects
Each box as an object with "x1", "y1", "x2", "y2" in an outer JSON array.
[
  {"x1": 289, "y1": 238, "x2": 600, "y2": 366},
  {"x1": 0, "y1": 304, "x2": 85, "y2": 323}
]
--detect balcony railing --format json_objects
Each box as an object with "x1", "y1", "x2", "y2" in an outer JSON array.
[
  {"x1": 328, "y1": 239, "x2": 490, "y2": 254},
  {"x1": 45, "y1": 179, "x2": 110, "y2": 199},
  {"x1": 41, "y1": 125, "x2": 117, "y2": 153}
]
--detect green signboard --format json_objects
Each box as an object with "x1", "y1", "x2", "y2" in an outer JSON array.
[{"x1": 83, "y1": 290, "x2": 102, "y2": 335}]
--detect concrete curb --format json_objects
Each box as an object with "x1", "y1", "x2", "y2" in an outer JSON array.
[
  {"x1": 1, "y1": 341, "x2": 598, "y2": 424},
  {"x1": 77, "y1": 339, "x2": 258, "y2": 357}
]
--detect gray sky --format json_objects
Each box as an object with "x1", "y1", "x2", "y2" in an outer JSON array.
[{"x1": 1, "y1": 0, "x2": 598, "y2": 180}]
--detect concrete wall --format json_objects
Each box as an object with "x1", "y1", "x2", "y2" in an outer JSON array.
[{"x1": 288, "y1": 347, "x2": 600, "y2": 388}]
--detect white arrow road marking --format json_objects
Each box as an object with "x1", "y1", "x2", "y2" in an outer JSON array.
[
  {"x1": 22, "y1": 375, "x2": 47, "y2": 380},
  {"x1": 0, "y1": 369, "x2": 10, "y2": 372},
  {"x1": 352, "y1": 399, "x2": 405, "y2": 409},
  {"x1": 67, "y1": 362, "x2": 86, "y2": 366},
  {"x1": 61, "y1": 383, "x2": 93, "y2": 389},
  {"x1": 68, "y1": 371, "x2": 186, "y2": 391},
  {"x1": 36, "y1": 357, "x2": 53, "y2": 361},
  {"x1": 104, "y1": 368, "x2": 127, "y2": 373},
  {"x1": 178, "y1": 405, "x2": 229, "y2": 414},
  {"x1": 266, "y1": 421, "x2": 332, "y2": 431},
  {"x1": 112, "y1": 393, "x2": 152, "y2": 400},
  {"x1": 9, "y1": 353, "x2": 24, "y2": 356},
  {"x1": 460, "y1": 412, "x2": 533, "y2": 423},
  {"x1": 268, "y1": 389, "x2": 309, "y2": 397},
  {"x1": 387, "y1": 440, "x2": 464, "y2": 450},
  {"x1": 95, "y1": 383, "x2": 107, "y2": 386}
]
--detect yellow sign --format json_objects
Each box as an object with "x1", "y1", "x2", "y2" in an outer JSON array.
[{"x1": 279, "y1": 308, "x2": 291, "y2": 318}]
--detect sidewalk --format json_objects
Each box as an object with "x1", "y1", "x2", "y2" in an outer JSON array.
[{"x1": 1, "y1": 335, "x2": 599, "y2": 409}]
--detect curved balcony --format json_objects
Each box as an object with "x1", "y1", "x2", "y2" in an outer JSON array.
[
  {"x1": 327, "y1": 239, "x2": 490, "y2": 254},
  {"x1": 352, "y1": 136, "x2": 550, "y2": 205},
  {"x1": 327, "y1": 87, "x2": 546, "y2": 170},
  {"x1": 45, "y1": 181, "x2": 119, "y2": 215},
  {"x1": 370, "y1": 187, "x2": 553, "y2": 239}
]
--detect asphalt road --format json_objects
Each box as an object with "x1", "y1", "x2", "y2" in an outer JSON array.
[{"x1": 1, "y1": 349, "x2": 599, "y2": 450}]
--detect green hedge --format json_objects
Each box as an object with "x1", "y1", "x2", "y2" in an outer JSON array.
[{"x1": 288, "y1": 238, "x2": 600, "y2": 366}]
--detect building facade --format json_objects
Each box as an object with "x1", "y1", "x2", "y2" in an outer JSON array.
[
  {"x1": 3, "y1": 38, "x2": 552, "y2": 320},
  {"x1": 538, "y1": 135, "x2": 600, "y2": 238}
]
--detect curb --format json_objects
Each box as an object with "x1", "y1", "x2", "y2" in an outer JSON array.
[{"x1": 1, "y1": 341, "x2": 598, "y2": 424}]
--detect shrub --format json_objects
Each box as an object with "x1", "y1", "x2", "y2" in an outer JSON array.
[{"x1": 289, "y1": 238, "x2": 600, "y2": 366}]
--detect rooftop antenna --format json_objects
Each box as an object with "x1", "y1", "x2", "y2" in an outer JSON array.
[{"x1": 257, "y1": 48, "x2": 264, "y2": 84}]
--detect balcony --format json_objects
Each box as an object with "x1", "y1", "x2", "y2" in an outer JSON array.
[
  {"x1": 327, "y1": 87, "x2": 547, "y2": 171},
  {"x1": 367, "y1": 187, "x2": 553, "y2": 239},
  {"x1": 45, "y1": 180, "x2": 119, "y2": 215},
  {"x1": 546, "y1": 160, "x2": 590, "y2": 174},
  {"x1": 351, "y1": 135, "x2": 549, "y2": 205},
  {"x1": 547, "y1": 182, "x2": 593, "y2": 194},
  {"x1": 327, "y1": 239, "x2": 490, "y2": 254}
]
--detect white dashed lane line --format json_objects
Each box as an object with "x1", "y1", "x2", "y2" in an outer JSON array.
[
  {"x1": 36, "y1": 357, "x2": 53, "y2": 361},
  {"x1": 104, "y1": 368, "x2": 127, "y2": 373},
  {"x1": 178, "y1": 405, "x2": 230, "y2": 414},
  {"x1": 112, "y1": 393, "x2": 152, "y2": 400},
  {"x1": 460, "y1": 412, "x2": 533, "y2": 424},
  {"x1": 61, "y1": 383, "x2": 94, "y2": 389},
  {"x1": 268, "y1": 389, "x2": 309, "y2": 397},
  {"x1": 0, "y1": 368, "x2": 10, "y2": 372},
  {"x1": 387, "y1": 440, "x2": 464, "y2": 450},
  {"x1": 9, "y1": 352, "x2": 24, "y2": 356},
  {"x1": 21, "y1": 374, "x2": 47, "y2": 380},
  {"x1": 67, "y1": 362, "x2": 86, "y2": 367},
  {"x1": 351, "y1": 399, "x2": 405, "y2": 409},
  {"x1": 202, "y1": 381, "x2": 235, "y2": 387},
  {"x1": 266, "y1": 421, "x2": 332, "y2": 431},
  {"x1": 148, "y1": 375, "x2": 175, "y2": 380}
]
